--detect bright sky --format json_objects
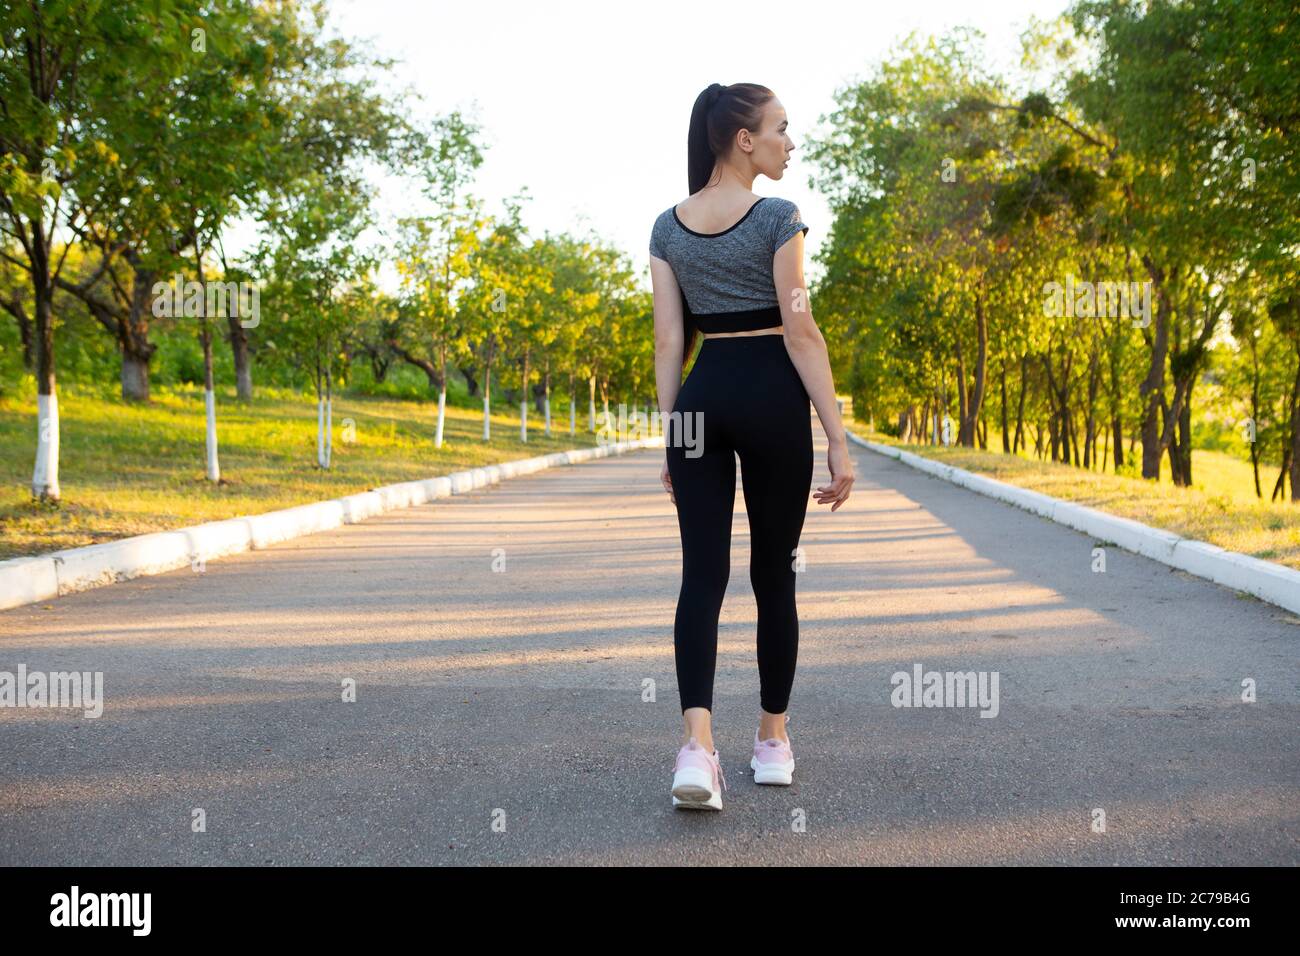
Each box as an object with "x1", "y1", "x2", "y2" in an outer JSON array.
[{"x1": 322, "y1": 0, "x2": 1067, "y2": 288}]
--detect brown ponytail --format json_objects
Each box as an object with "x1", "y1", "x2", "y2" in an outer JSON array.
[{"x1": 679, "y1": 82, "x2": 775, "y2": 369}]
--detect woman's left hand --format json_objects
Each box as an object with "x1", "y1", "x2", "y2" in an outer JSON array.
[{"x1": 815, "y1": 442, "x2": 855, "y2": 511}]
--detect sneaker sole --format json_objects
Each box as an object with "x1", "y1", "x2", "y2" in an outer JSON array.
[
  {"x1": 672, "y1": 767, "x2": 722, "y2": 810},
  {"x1": 672, "y1": 792, "x2": 722, "y2": 810},
  {"x1": 750, "y1": 755, "x2": 794, "y2": 785}
]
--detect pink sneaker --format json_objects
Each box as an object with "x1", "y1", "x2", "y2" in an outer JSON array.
[
  {"x1": 671, "y1": 736, "x2": 726, "y2": 810},
  {"x1": 751, "y1": 715, "x2": 794, "y2": 785}
]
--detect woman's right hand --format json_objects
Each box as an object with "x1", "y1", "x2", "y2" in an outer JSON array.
[
  {"x1": 815, "y1": 441, "x2": 855, "y2": 511},
  {"x1": 661, "y1": 455, "x2": 675, "y2": 505}
]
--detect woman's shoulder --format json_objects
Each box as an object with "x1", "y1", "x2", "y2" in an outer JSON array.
[
  {"x1": 756, "y1": 197, "x2": 808, "y2": 252},
  {"x1": 756, "y1": 196, "x2": 801, "y2": 219},
  {"x1": 649, "y1": 204, "x2": 679, "y2": 259},
  {"x1": 651, "y1": 201, "x2": 683, "y2": 232}
]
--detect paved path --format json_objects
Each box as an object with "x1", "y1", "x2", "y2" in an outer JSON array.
[{"x1": 1, "y1": 418, "x2": 1296, "y2": 865}]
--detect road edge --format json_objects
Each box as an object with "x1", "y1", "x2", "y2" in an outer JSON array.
[
  {"x1": 849, "y1": 433, "x2": 1300, "y2": 615},
  {"x1": 0, "y1": 437, "x2": 665, "y2": 612}
]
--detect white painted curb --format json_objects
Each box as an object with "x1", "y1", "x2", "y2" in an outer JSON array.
[
  {"x1": 850, "y1": 432, "x2": 1300, "y2": 614},
  {"x1": 0, "y1": 435, "x2": 664, "y2": 612}
]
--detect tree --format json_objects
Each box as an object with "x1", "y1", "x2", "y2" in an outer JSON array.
[
  {"x1": 259, "y1": 171, "x2": 375, "y2": 469},
  {"x1": 0, "y1": 0, "x2": 190, "y2": 498},
  {"x1": 391, "y1": 111, "x2": 488, "y2": 447}
]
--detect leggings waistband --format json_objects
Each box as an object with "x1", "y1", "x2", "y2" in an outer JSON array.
[
  {"x1": 697, "y1": 331, "x2": 788, "y2": 353},
  {"x1": 689, "y1": 304, "x2": 782, "y2": 334}
]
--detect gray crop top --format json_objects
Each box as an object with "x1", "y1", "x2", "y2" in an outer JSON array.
[{"x1": 649, "y1": 196, "x2": 808, "y2": 333}]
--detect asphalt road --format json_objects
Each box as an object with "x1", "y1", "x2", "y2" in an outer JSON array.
[{"x1": 1, "y1": 418, "x2": 1297, "y2": 865}]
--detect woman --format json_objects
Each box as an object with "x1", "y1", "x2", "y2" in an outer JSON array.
[{"x1": 649, "y1": 82, "x2": 855, "y2": 811}]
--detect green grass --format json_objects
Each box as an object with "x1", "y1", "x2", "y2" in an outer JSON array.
[
  {"x1": 0, "y1": 384, "x2": 621, "y2": 560},
  {"x1": 847, "y1": 419, "x2": 1300, "y2": 570}
]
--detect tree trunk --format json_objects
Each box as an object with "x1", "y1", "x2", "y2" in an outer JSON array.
[
  {"x1": 1069, "y1": 407, "x2": 1081, "y2": 467},
  {"x1": 460, "y1": 362, "x2": 480, "y2": 398},
  {"x1": 315, "y1": 357, "x2": 334, "y2": 470},
  {"x1": 999, "y1": 359, "x2": 1010, "y2": 453},
  {"x1": 201, "y1": 321, "x2": 219, "y2": 482},
  {"x1": 31, "y1": 226, "x2": 60, "y2": 501},
  {"x1": 483, "y1": 359, "x2": 493, "y2": 441},
  {"x1": 116, "y1": 267, "x2": 155, "y2": 403},
  {"x1": 539, "y1": 360, "x2": 552, "y2": 436},
  {"x1": 435, "y1": 342, "x2": 447, "y2": 449},
  {"x1": 963, "y1": 288, "x2": 989, "y2": 446},
  {"x1": 324, "y1": 364, "x2": 333, "y2": 468},
  {"x1": 1014, "y1": 354, "x2": 1028, "y2": 455},
  {"x1": 1249, "y1": 342, "x2": 1261, "y2": 497},
  {"x1": 196, "y1": 248, "x2": 219, "y2": 483},
  {"x1": 568, "y1": 370, "x2": 577, "y2": 435},
  {"x1": 121, "y1": 351, "x2": 151, "y2": 403},
  {"x1": 1042, "y1": 352, "x2": 1062, "y2": 462},
  {"x1": 1290, "y1": 355, "x2": 1300, "y2": 500},
  {"x1": 955, "y1": 338, "x2": 969, "y2": 446},
  {"x1": 393, "y1": 344, "x2": 441, "y2": 391},
  {"x1": 1108, "y1": 321, "x2": 1124, "y2": 470},
  {"x1": 228, "y1": 312, "x2": 253, "y2": 401},
  {"x1": 1175, "y1": 387, "x2": 1193, "y2": 486},
  {"x1": 1083, "y1": 346, "x2": 1100, "y2": 469},
  {"x1": 519, "y1": 349, "x2": 530, "y2": 443},
  {"x1": 1139, "y1": 256, "x2": 1171, "y2": 479}
]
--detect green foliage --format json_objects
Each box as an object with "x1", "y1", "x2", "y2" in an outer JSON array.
[{"x1": 804, "y1": 2, "x2": 1298, "y2": 498}]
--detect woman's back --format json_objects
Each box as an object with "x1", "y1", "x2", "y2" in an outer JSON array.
[{"x1": 649, "y1": 196, "x2": 808, "y2": 316}]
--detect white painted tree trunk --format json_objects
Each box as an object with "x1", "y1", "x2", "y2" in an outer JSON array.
[
  {"x1": 436, "y1": 383, "x2": 447, "y2": 449},
  {"x1": 544, "y1": 394, "x2": 551, "y2": 437},
  {"x1": 32, "y1": 392, "x2": 60, "y2": 500},
  {"x1": 317, "y1": 398, "x2": 326, "y2": 468},
  {"x1": 569, "y1": 397, "x2": 576, "y2": 435},
  {"x1": 324, "y1": 396, "x2": 333, "y2": 469},
  {"x1": 519, "y1": 399, "x2": 527, "y2": 443},
  {"x1": 204, "y1": 389, "x2": 220, "y2": 482},
  {"x1": 588, "y1": 375, "x2": 596, "y2": 432}
]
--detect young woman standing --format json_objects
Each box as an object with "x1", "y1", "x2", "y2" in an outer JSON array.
[{"x1": 649, "y1": 82, "x2": 855, "y2": 810}]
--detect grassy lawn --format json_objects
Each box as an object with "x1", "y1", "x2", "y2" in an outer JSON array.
[
  {"x1": 0, "y1": 384, "x2": 622, "y2": 560},
  {"x1": 846, "y1": 419, "x2": 1300, "y2": 571}
]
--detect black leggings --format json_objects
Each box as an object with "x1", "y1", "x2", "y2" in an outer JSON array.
[{"x1": 665, "y1": 333, "x2": 814, "y2": 715}]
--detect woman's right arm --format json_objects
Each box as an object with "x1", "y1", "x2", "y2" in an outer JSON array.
[
  {"x1": 651, "y1": 254, "x2": 686, "y2": 417},
  {"x1": 651, "y1": 254, "x2": 685, "y2": 503}
]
